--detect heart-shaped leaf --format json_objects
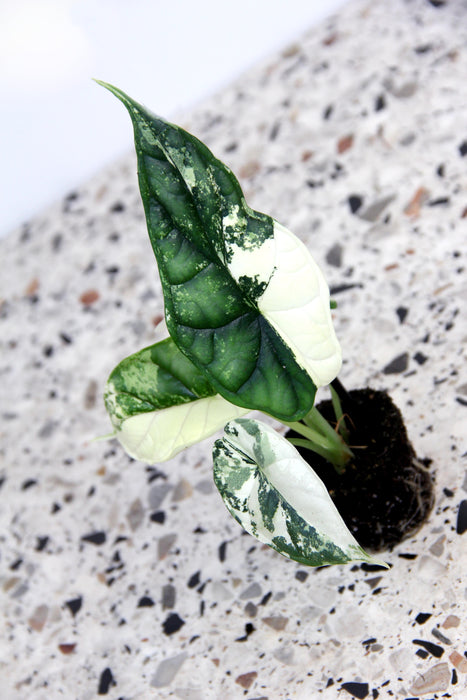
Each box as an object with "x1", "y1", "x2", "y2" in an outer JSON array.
[
  {"x1": 105, "y1": 338, "x2": 248, "y2": 462},
  {"x1": 213, "y1": 418, "x2": 386, "y2": 567},
  {"x1": 98, "y1": 82, "x2": 341, "y2": 422}
]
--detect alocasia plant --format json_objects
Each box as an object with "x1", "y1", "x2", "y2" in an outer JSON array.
[{"x1": 98, "y1": 81, "x2": 386, "y2": 568}]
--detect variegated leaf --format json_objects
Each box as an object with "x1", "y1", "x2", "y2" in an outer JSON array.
[
  {"x1": 97, "y1": 81, "x2": 341, "y2": 422},
  {"x1": 213, "y1": 418, "x2": 387, "y2": 567},
  {"x1": 105, "y1": 338, "x2": 248, "y2": 462}
]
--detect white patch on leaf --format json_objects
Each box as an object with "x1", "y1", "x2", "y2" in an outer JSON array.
[
  {"x1": 116, "y1": 395, "x2": 249, "y2": 463},
  {"x1": 222, "y1": 204, "x2": 243, "y2": 232},
  {"x1": 227, "y1": 233, "x2": 275, "y2": 290},
  {"x1": 257, "y1": 221, "x2": 342, "y2": 387}
]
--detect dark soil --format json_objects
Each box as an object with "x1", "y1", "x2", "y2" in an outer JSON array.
[{"x1": 288, "y1": 389, "x2": 434, "y2": 552}]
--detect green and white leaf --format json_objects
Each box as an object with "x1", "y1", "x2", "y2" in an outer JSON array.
[
  {"x1": 104, "y1": 338, "x2": 248, "y2": 462},
  {"x1": 213, "y1": 418, "x2": 387, "y2": 567},
  {"x1": 97, "y1": 81, "x2": 341, "y2": 422}
]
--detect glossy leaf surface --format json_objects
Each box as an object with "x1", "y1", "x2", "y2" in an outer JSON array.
[
  {"x1": 213, "y1": 418, "x2": 385, "y2": 567},
  {"x1": 98, "y1": 82, "x2": 341, "y2": 421}
]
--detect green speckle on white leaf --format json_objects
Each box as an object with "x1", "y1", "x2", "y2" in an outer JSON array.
[{"x1": 213, "y1": 418, "x2": 387, "y2": 568}]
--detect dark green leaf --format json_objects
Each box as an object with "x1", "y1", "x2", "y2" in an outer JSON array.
[{"x1": 98, "y1": 82, "x2": 342, "y2": 421}]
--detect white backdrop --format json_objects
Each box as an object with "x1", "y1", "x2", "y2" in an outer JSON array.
[{"x1": 0, "y1": 0, "x2": 348, "y2": 238}]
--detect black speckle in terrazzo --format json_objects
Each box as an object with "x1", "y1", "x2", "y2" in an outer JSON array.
[
  {"x1": 81, "y1": 531, "x2": 106, "y2": 545},
  {"x1": 456, "y1": 500, "x2": 467, "y2": 534},
  {"x1": 414, "y1": 43, "x2": 433, "y2": 54},
  {"x1": 456, "y1": 397, "x2": 467, "y2": 407},
  {"x1": 59, "y1": 331, "x2": 72, "y2": 344},
  {"x1": 35, "y1": 536, "x2": 49, "y2": 551},
  {"x1": 259, "y1": 592, "x2": 272, "y2": 606},
  {"x1": 416, "y1": 648, "x2": 430, "y2": 659},
  {"x1": 21, "y1": 478, "x2": 37, "y2": 490},
  {"x1": 396, "y1": 306, "x2": 408, "y2": 323},
  {"x1": 235, "y1": 622, "x2": 256, "y2": 642},
  {"x1": 65, "y1": 596, "x2": 82, "y2": 616},
  {"x1": 458, "y1": 140, "x2": 467, "y2": 156},
  {"x1": 137, "y1": 596, "x2": 155, "y2": 608},
  {"x1": 329, "y1": 282, "x2": 364, "y2": 295},
  {"x1": 162, "y1": 612, "x2": 185, "y2": 635},
  {"x1": 361, "y1": 562, "x2": 391, "y2": 572},
  {"x1": 150, "y1": 510, "x2": 165, "y2": 524},
  {"x1": 340, "y1": 681, "x2": 369, "y2": 698},
  {"x1": 348, "y1": 194, "x2": 363, "y2": 213},
  {"x1": 323, "y1": 104, "x2": 333, "y2": 120},
  {"x1": 218, "y1": 541, "x2": 228, "y2": 561},
  {"x1": 398, "y1": 552, "x2": 417, "y2": 560},
  {"x1": 412, "y1": 639, "x2": 444, "y2": 657},
  {"x1": 110, "y1": 201, "x2": 125, "y2": 213},
  {"x1": 429, "y1": 196, "x2": 450, "y2": 207},
  {"x1": 415, "y1": 612, "x2": 432, "y2": 624},
  {"x1": 413, "y1": 351, "x2": 428, "y2": 365},
  {"x1": 362, "y1": 638, "x2": 377, "y2": 646},
  {"x1": 306, "y1": 178, "x2": 324, "y2": 189},
  {"x1": 97, "y1": 667, "x2": 116, "y2": 695},
  {"x1": 187, "y1": 571, "x2": 201, "y2": 588},
  {"x1": 382, "y1": 352, "x2": 409, "y2": 374},
  {"x1": 295, "y1": 570, "x2": 308, "y2": 582},
  {"x1": 375, "y1": 94, "x2": 386, "y2": 111}
]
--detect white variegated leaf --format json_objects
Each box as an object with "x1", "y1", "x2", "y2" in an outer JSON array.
[
  {"x1": 213, "y1": 418, "x2": 387, "y2": 567},
  {"x1": 104, "y1": 337, "x2": 249, "y2": 463},
  {"x1": 114, "y1": 394, "x2": 249, "y2": 463}
]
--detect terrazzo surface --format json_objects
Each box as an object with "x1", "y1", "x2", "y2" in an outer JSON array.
[{"x1": 1, "y1": 0, "x2": 466, "y2": 698}]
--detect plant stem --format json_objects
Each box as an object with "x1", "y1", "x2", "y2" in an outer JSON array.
[
  {"x1": 330, "y1": 385, "x2": 350, "y2": 443},
  {"x1": 330, "y1": 377, "x2": 351, "y2": 402},
  {"x1": 286, "y1": 437, "x2": 345, "y2": 464},
  {"x1": 283, "y1": 407, "x2": 352, "y2": 473}
]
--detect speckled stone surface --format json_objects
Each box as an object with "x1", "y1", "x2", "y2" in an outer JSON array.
[{"x1": 1, "y1": 1, "x2": 467, "y2": 698}]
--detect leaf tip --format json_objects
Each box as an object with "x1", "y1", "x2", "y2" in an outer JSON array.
[{"x1": 93, "y1": 79, "x2": 134, "y2": 109}]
